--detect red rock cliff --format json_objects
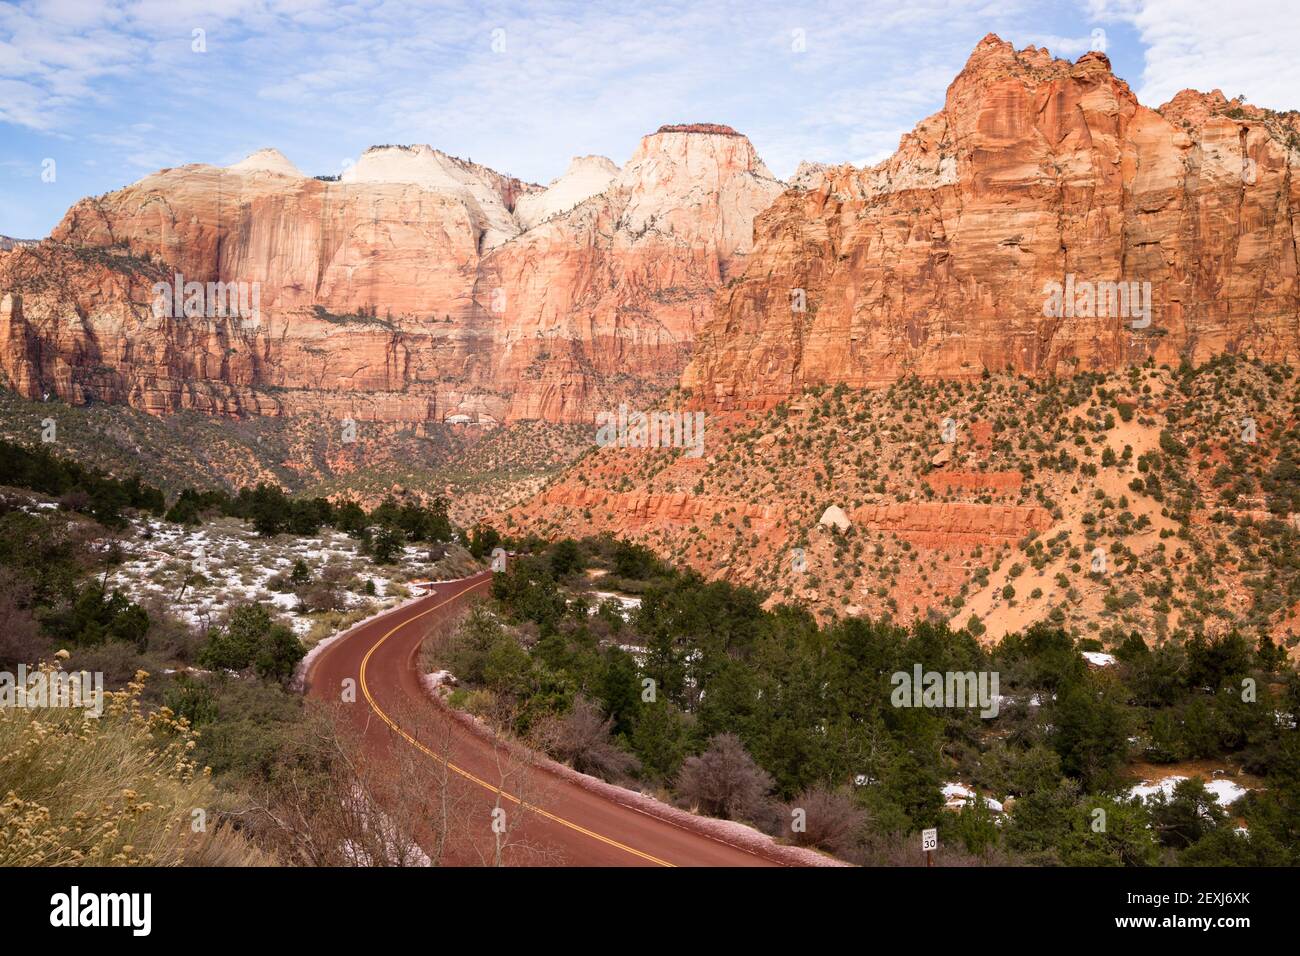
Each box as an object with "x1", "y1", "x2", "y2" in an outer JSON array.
[
  {"x1": 1, "y1": 131, "x2": 782, "y2": 424},
  {"x1": 684, "y1": 34, "x2": 1300, "y2": 408}
]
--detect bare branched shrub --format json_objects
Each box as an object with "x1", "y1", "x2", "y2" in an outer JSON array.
[
  {"x1": 247, "y1": 693, "x2": 566, "y2": 866},
  {"x1": 137, "y1": 592, "x2": 204, "y2": 662},
  {"x1": 466, "y1": 695, "x2": 565, "y2": 867},
  {"x1": 0, "y1": 569, "x2": 46, "y2": 669},
  {"x1": 676, "y1": 733, "x2": 777, "y2": 828},
  {"x1": 533, "y1": 694, "x2": 640, "y2": 782},
  {"x1": 784, "y1": 785, "x2": 868, "y2": 853},
  {"x1": 246, "y1": 700, "x2": 478, "y2": 866},
  {"x1": 297, "y1": 579, "x2": 346, "y2": 613}
]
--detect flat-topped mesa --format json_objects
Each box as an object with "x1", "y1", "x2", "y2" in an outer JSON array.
[
  {"x1": 626, "y1": 124, "x2": 775, "y2": 177},
  {"x1": 472, "y1": 123, "x2": 785, "y2": 422},
  {"x1": 683, "y1": 33, "x2": 1300, "y2": 410},
  {"x1": 613, "y1": 125, "x2": 781, "y2": 257},
  {"x1": 655, "y1": 123, "x2": 744, "y2": 136},
  {"x1": 467, "y1": 124, "x2": 785, "y2": 422}
]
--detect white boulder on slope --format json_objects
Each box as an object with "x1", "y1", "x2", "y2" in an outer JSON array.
[{"x1": 819, "y1": 505, "x2": 851, "y2": 532}]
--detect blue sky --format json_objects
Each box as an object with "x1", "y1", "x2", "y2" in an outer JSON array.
[{"x1": 2, "y1": 0, "x2": 1298, "y2": 239}]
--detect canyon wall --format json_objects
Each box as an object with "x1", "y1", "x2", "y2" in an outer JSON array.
[
  {"x1": 684, "y1": 35, "x2": 1300, "y2": 409},
  {"x1": 0, "y1": 129, "x2": 782, "y2": 424},
  {"x1": 6, "y1": 34, "x2": 1300, "y2": 430}
]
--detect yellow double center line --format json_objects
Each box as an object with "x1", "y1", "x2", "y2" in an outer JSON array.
[{"x1": 357, "y1": 578, "x2": 674, "y2": 867}]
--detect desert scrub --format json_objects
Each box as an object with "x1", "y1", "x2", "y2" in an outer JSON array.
[
  {"x1": 304, "y1": 605, "x2": 377, "y2": 645},
  {"x1": 0, "y1": 663, "x2": 257, "y2": 866}
]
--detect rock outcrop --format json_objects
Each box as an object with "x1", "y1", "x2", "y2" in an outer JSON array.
[
  {"x1": 521, "y1": 484, "x2": 784, "y2": 532},
  {"x1": 788, "y1": 161, "x2": 830, "y2": 190},
  {"x1": 818, "y1": 504, "x2": 851, "y2": 531},
  {"x1": 684, "y1": 34, "x2": 1300, "y2": 409},
  {"x1": 514, "y1": 155, "x2": 619, "y2": 230},
  {"x1": 851, "y1": 501, "x2": 1053, "y2": 546}
]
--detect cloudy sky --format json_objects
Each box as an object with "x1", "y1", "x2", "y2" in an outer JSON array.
[{"x1": 2, "y1": 0, "x2": 1297, "y2": 238}]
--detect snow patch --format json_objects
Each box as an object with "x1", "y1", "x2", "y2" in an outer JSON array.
[
  {"x1": 1082, "y1": 651, "x2": 1117, "y2": 666},
  {"x1": 1129, "y1": 776, "x2": 1248, "y2": 807},
  {"x1": 942, "y1": 782, "x2": 1005, "y2": 813}
]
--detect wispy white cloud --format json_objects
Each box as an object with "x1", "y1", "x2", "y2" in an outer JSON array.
[
  {"x1": 1014, "y1": 29, "x2": 1110, "y2": 57},
  {"x1": 1089, "y1": 0, "x2": 1300, "y2": 109},
  {"x1": 3, "y1": 0, "x2": 1292, "y2": 238},
  {"x1": 0, "y1": 0, "x2": 1092, "y2": 182}
]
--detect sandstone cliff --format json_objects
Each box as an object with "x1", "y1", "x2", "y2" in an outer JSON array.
[
  {"x1": 684, "y1": 34, "x2": 1300, "y2": 408},
  {"x1": 476, "y1": 126, "x2": 784, "y2": 420},
  {"x1": 1, "y1": 129, "x2": 782, "y2": 423}
]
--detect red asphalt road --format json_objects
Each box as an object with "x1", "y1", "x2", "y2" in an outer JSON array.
[{"x1": 305, "y1": 572, "x2": 788, "y2": 866}]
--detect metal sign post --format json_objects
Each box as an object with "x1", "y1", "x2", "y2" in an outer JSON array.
[{"x1": 921, "y1": 827, "x2": 937, "y2": 867}]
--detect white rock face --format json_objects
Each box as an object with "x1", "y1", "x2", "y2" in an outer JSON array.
[
  {"x1": 515, "y1": 155, "x2": 618, "y2": 230},
  {"x1": 789, "y1": 161, "x2": 829, "y2": 190},
  {"x1": 343, "y1": 145, "x2": 536, "y2": 250},
  {"x1": 229, "y1": 148, "x2": 303, "y2": 178},
  {"x1": 614, "y1": 128, "x2": 784, "y2": 262}
]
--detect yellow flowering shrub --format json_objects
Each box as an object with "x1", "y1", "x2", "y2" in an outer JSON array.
[{"x1": 0, "y1": 664, "x2": 263, "y2": 866}]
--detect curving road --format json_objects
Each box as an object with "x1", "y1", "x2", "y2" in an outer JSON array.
[{"x1": 305, "y1": 572, "x2": 793, "y2": 866}]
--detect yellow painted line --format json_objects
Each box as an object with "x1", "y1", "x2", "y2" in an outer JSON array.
[{"x1": 356, "y1": 577, "x2": 675, "y2": 868}]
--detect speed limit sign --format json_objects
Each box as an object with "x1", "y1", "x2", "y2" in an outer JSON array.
[{"x1": 921, "y1": 828, "x2": 938, "y2": 852}]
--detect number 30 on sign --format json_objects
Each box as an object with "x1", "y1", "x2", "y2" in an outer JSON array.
[{"x1": 921, "y1": 828, "x2": 938, "y2": 852}]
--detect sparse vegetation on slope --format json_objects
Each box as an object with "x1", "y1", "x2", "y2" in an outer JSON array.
[{"x1": 514, "y1": 358, "x2": 1300, "y2": 660}]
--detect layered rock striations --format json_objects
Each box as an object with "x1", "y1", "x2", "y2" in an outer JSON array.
[
  {"x1": 6, "y1": 34, "x2": 1299, "y2": 429},
  {"x1": 1, "y1": 130, "x2": 782, "y2": 423}
]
